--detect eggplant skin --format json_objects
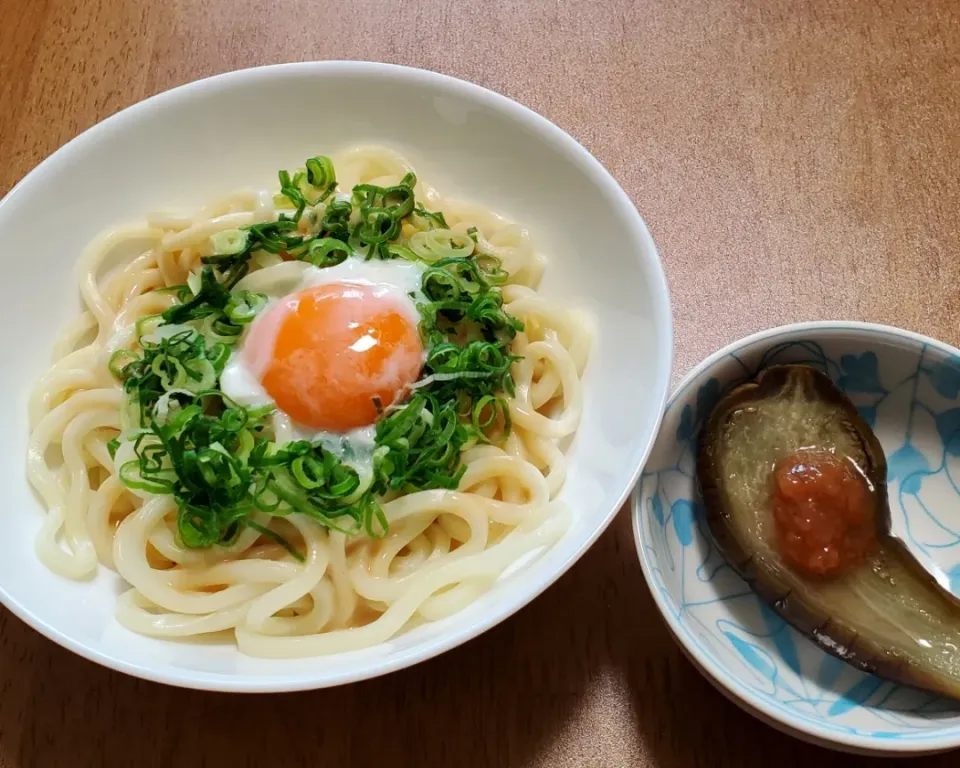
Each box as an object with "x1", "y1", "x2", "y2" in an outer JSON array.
[{"x1": 696, "y1": 364, "x2": 960, "y2": 700}]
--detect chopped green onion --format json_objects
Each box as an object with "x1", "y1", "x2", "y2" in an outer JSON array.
[
  {"x1": 385, "y1": 243, "x2": 420, "y2": 262},
  {"x1": 320, "y1": 198, "x2": 353, "y2": 242},
  {"x1": 409, "y1": 229, "x2": 475, "y2": 262},
  {"x1": 109, "y1": 349, "x2": 138, "y2": 378},
  {"x1": 356, "y1": 207, "x2": 401, "y2": 246},
  {"x1": 210, "y1": 229, "x2": 250, "y2": 256},
  {"x1": 303, "y1": 237, "x2": 351, "y2": 268},
  {"x1": 225, "y1": 291, "x2": 267, "y2": 324},
  {"x1": 305, "y1": 156, "x2": 336, "y2": 188},
  {"x1": 135, "y1": 314, "x2": 165, "y2": 341},
  {"x1": 413, "y1": 203, "x2": 449, "y2": 230},
  {"x1": 278, "y1": 170, "x2": 307, "y2": 222},
  {"x1": 381, "y1": 180, "x2": 416, "y2": 219},
  {"x1": 247, "y1": 520, "x2": 305, "y2": 562}
]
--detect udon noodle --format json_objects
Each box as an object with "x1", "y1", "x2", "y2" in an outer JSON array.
[{"x1": 27, "y1": 147, "x2": 590, "y2": 657}]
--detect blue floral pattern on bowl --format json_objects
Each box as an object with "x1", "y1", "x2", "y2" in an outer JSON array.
[{"x1": 633, "y1": 324, "x2": 960, "y2": 752}]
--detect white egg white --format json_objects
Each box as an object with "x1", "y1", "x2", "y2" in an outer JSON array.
[{"x1": 220, "y1": 256, "x2": 428, "y2": 471}]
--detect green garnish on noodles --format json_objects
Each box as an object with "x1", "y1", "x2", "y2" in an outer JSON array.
[{"x1": 108, "y1": 154, "x2": 523, "y2": 553}]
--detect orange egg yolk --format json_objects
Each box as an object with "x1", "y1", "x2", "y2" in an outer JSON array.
[{"x1": 248, "y1": 282, "x2": 424, "y2": 431}]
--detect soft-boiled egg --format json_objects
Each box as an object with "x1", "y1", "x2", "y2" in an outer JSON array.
[{"x1": 221, "y1": 257, "x2": 427, "y2": 458}]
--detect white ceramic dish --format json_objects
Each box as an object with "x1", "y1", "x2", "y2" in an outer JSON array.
[
  {"x1": 633, "y1": 321, "x2": 960, "y2": 755},
  {"x1": 0, "y1": 62, "x2": 672, "y2": 691}
]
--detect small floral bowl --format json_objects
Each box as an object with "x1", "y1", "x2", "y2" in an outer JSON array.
[{"x1": 632, "y1": 321, "x2": 960, "y2": 755}]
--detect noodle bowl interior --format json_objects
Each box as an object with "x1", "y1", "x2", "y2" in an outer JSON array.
[{"x1": 27, "y1": 146, "x2": 590, "y2": 658}]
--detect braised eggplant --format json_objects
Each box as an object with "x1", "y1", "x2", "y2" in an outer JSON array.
[{"x1": 698, "y1": 364, "x2": 960, "y2": 699}]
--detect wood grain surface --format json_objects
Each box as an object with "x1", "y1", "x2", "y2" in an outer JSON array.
[{"x1": 2, "y1": 0, "x2": 960, "y2": 765}]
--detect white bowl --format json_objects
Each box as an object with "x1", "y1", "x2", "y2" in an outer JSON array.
[
  {"x1": 633, "y1": 321, "x2": 960, "y2": 755},
  {"x1": 0, "y1": 62, "x2": 672, "y2": 691}
]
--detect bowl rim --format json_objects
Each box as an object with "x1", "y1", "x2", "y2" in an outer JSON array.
[
  {"x1": 1, "y1": 60, "x2": 673, "y2": 691},
  {"x1": 631, "y1": 319, "x2": 960, "y2": 753}
]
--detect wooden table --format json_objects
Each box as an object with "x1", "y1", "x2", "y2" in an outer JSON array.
[{"x1": 3, "y1": 1, "x2": 959, "y2": 765}]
